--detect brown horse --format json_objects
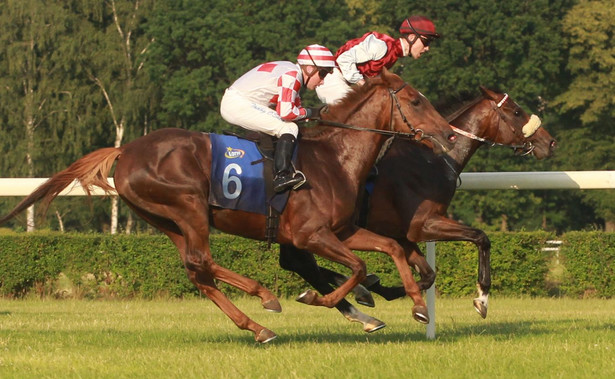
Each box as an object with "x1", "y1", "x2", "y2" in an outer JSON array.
[
  {"x1": 0, "y1": 69, "x2": 456, "y2": 343},
  {"x1": 279, "y1": 87, "x2": 556, "y2": 330}
]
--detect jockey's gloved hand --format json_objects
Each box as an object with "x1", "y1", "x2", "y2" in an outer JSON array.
[{"x1": 304, "y1": 105, "x2": 327, "y2": 120}]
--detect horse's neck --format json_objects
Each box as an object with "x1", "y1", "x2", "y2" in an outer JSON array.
[
  {"x1": 446, "y1": 102, "x2": 494, "y2": 169},
  {"x1": 305, "y1": 107, "x2": 388, "y2": 185}
]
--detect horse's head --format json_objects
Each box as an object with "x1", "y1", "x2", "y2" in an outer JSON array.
[
  {"x1": 477, "y1": 86, "x2": 556, "y2": 159},
  {"x1": 325, "y1": 69, "x2": 456, "y2": 154},
  {"x1": 379, "y1": 69, "x2": 456, "y2": 154}
]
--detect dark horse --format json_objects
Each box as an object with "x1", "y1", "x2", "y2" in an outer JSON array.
[
  {"x1": 0, "y1": 69, "x2": 457, "y2": 343},
  {"x1": 278, "y1": 86, "x2": 556, "y2": 330}
]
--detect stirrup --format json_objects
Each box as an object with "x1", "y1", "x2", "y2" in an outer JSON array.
[
  {"x1": 291, "y1": 170, "x2": 307, "y2": 190},
  {"x1": 273, "y1": 171, "x2": 306, "y2": 193}
]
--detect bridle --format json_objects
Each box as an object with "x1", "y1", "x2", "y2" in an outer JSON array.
[
  {"x1": 449, "y1": 93, "x2": 539, "y2": 156},
  {"x1": 316, "y1": 82, "x2": 450, "y2": 152}
]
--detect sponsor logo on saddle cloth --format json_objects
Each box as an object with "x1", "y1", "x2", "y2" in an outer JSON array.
[{"x1": 209, "y1": 134, "x2": 288, "y2": 214}]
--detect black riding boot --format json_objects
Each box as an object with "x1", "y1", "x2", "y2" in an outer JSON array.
[{"x1": 273, "y1": 134, "x2": 304, "y2": 193}]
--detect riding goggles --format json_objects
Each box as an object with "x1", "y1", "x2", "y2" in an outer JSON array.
[{"x1": 318, "y1": 67, "x2": 334, "y2": 80}]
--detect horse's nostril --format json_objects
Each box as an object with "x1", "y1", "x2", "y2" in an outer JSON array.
[
  {"x1": 550, "y1": 140, "x2": 557, "y2": 149},
  {"x1": 448, "y1": 134, "x2": 457, "y2": 143}
]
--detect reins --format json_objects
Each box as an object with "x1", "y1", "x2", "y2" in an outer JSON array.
[{"x1": 313, "y1": 83, "x2": 440, "y2": 145}]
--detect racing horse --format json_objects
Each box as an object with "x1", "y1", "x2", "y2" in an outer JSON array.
[
  {"x1": 0, "y1": 69, "x2": 456, "y2": 343},
  {"x1": 278, "y1": 86, "x2": 556, "y2": 330}
]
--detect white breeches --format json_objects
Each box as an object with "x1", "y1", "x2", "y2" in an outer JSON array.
[
  {"x1": 220, "y1": 88, "x2": 298, "y2": 138},
  {"x1": 315, "y1": 69, "x2": 353, "y2": 105}
]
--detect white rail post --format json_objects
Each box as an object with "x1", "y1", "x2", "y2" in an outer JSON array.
[{"x1": 426, "y1": 241, "x2": 436, "y2": 340}]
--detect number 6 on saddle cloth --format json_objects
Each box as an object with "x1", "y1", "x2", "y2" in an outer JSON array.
[{"x1": 209, "y1": 133, "x2": 292, "y2": 216}]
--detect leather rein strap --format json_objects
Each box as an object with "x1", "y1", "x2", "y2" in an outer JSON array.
[{"x1": 315, "y1": 83, "x2": 426, "y2": 141}]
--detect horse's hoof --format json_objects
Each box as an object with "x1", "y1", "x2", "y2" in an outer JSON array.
[
  {"x1": 354, "y1": 286, "x2": 376, "y2": 307},
  {"x1": 296, "y1": 289, "x2": 318, "y2": 305},
  {"x1": 362, "y1": 274, "x2": 381, "y2": 288},
  {"x1": 343, "y1": 308, "x2": 386, "y2": 333},
  {"x1": 364, "y1": 318, "x2": 387, "y2": 333},
  {"x1": 412, "y1": 305, "x2": 430, "y2": 324},
  {"x1": 262, "y1": 298, "x2": 282, "y2": 313},
  {"x1": 417, "y1": 281, "x2": 432, "y2": 291},
  {"x1": 473, "y1": 298, "x2": 488, "y2": 319},
  {"x1": 256, "y1": 328, "x2": 277, "y2": 344}
]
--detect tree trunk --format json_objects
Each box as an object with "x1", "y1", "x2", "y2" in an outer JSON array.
[
  {"x1": 500, "y1": 214, "x2": 508, "y2": 232},
  {"x1": 25, "y1": 28, "x2": 36, "y2": 232},
  {"x1": 125, "y1": 212, "x2": 133, "y2": 235},
  {"x1": 26, "y1": 132, "x2": 35, "y2": 232},
  {"x1": 111, "y1": 196, "x2": 119, "y2": 234},
  {"x1": 55, "y1": 210, "x2": 65, "y2": 233}
]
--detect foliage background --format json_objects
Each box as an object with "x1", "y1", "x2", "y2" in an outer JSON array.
[
  {"x1": 3, "y1": 231, "x2": 612, "y2": 299},
  {"x1": 0, "y1": 0, "x2": 613, "y2": 233}
]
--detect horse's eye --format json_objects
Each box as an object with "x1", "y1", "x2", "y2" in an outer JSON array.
[
  {"x1": 514, "y1": 110, "x2": 521, "y2": 116},
  {"x1": 411, "y1": 98, "x2": 421, "y2": 106}
]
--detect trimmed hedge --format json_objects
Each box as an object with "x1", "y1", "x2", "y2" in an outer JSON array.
[
  {"x1": 435, "y1": 231, "x2": 555, "y2": 296},
  {"x1": 0, "y1": 231, "x2": 613, "y2": 299},
  {"x1": 558, "y1": 231, "x2": 615, "y2": 298}
]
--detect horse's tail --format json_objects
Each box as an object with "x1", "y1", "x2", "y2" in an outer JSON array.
[{"x1": 0, "y1": 147, "x2": 122, "y2": 225}]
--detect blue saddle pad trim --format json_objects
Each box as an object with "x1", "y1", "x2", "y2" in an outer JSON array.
[{"x1": 209, "y1": 134, "x2": 288, "y2": 215}]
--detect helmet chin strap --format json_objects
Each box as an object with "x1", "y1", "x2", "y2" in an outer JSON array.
[
  {"x1": 402, "y1": 35, "x2": 418, "y2": 56},
  {"x1": 303, "y1": 49, "x2": 322, "y2": 84}
]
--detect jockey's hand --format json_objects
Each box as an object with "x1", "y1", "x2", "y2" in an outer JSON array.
[{"x1": 305, "y1": 105, "x2": 327, "y2": 120}]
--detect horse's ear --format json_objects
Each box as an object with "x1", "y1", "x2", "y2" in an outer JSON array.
[
  {"x1": 479, "y1": 85, "x2": 497, "y2": 100},
  {"x1": 381, "y1": 67, "x2": 391, "y2": 80},
  {"x1": 380, "y1": 67, "x2": 402, "y2": 86}
]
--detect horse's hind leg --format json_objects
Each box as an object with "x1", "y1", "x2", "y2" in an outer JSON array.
[
  {"x1": 177, "y1": 227, "x2": 280, "y2": 343},
  {"x1": 124, "y1": 200, "x2": 281, "y2": 312},
  {"x1": 188, "y1": 269, "x2": 277, "y2": 343},
  {"x1": 124, "y1": 203, "x2": 279, "y2": 342},
  {"x1": 205, "y1": 263, "x2": 282, "y2": 312}
]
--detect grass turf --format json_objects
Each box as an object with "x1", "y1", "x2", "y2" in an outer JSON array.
[{"x1": 1, "y1": 297, "x2": 614, "y2": 378}]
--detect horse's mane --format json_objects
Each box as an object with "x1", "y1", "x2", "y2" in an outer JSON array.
[
  {"x1": 434, "y1": 86, "x2": 504, "y2": 122},
  {"x1": 329, "y1": 77, "x2": 386, "y2": 114},
  {"x1": 299, "y1": 76, "x2": 388, "y2": 139},
  {"x1": 433, "y1": 91, "x2": 483, "y2": 122}
]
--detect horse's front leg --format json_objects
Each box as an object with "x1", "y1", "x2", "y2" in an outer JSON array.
[
  {"x1": 279, "y1": 245, "x2": 385, "y2": 333},
  {"x1": 292, "y1": 228, "x2": 368, "y2": 310},
  {"x1": 419, "y1": 216, "x2": 491, "y2": 318},
  {"x1": 341, "y1": 228, "x2": 429, "y2": 324},
  {"x1": 404, "y1": 241, "x2": 435, "y2": 291},
  {"x1": 363, "y1": 239, "x2": 430, "y2": 300}
]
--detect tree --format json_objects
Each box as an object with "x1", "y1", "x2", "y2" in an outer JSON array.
[
  {"x1": 552, "y1": 0, "x2": 615, "y2": 230},
  {"x1": 0, "y1": 0, "x2": 90, "y2": 230},
  {"x1": 76, "y1": 0, "x2": 157, "y2": 233},
  {"x1": 554, "y1": 0, "x2": 615, "y2": 124},
  {"x1": 145, "y1": 0, "x2": 362, "y2": 132}
]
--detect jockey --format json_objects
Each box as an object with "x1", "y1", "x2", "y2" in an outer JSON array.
[
  {"x1": 220, "y1": 44, "x2": 336, "y2": 193},
  {"x1": 316, "y1": 16, "x2": 441, "y2": 104}
]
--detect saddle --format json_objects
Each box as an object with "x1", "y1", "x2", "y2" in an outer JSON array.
[{"x1": 218, "y1": 130, "x2": 285, "y2": 245}]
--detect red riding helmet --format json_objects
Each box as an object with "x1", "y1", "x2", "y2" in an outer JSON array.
[
  {"x1": 399, "y1": 16, "x2": 441, "y2": 38},
  {"x1": 297, "y1": 44, "x2": 337, "y2": 68}
]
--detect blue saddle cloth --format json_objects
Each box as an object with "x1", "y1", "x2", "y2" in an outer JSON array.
[{"x1": 209, "y1": 133, "x2": 288, "y2": 214}]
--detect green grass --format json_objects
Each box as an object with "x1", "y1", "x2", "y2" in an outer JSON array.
[{"x1": 1, "y1": 297, "x2": 614, "y2": 378}]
